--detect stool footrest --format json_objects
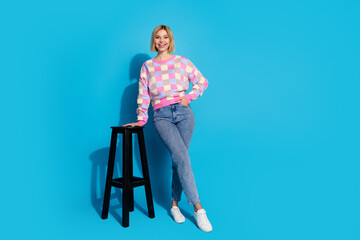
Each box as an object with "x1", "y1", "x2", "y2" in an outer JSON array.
[{"x1": 111, "y1": 177, "x2": 146, "y2": 188}]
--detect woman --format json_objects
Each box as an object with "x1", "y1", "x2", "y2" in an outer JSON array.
[{"x1": 123, "y1": 25, "x2": 212, "y2": 232}]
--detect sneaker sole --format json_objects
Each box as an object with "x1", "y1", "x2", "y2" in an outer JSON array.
[{"x1": 174, "y1": 218, "x2": 185, "y2": 223}]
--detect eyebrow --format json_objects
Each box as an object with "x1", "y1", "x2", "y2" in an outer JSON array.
[{"x1": 155, "y1": 35, "x2": 168, "y2": 37}]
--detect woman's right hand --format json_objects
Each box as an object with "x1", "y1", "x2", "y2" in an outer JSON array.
[{"x1": 122, "y1": 122, "x2": 142, "y2": 127}]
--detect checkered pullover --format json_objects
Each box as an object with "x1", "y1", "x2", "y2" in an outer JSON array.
[{"x1": 136, "y1": 55, "x2": 209, "y2": 126}]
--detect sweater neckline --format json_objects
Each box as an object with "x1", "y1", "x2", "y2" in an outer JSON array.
[{"x1": 152, "y1": 55, "x2": 176, "y2": 64}]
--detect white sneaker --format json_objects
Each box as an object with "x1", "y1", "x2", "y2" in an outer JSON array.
[
  {"x1": 194, "y1": 209, "x2": 213, "y2": 232},
  {"x1": 170, "y1": 206, "x2": 185, "y2": 223}
]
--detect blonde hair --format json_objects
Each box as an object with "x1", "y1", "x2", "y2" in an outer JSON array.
[{"x1": 150, "y1": 25, "x2": 175, "y2": 52}]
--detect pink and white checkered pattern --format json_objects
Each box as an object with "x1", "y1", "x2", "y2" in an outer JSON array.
[{"x1": 136, "y1": 55, "x2": 208, "y2": 125}]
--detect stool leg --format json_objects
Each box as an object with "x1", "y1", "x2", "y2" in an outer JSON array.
[
  {"x1": 101, "y1": 130, "x2": 118, "y2": 219},
  {"x1": 122, "y1": 130, "x2": 130, "y2": 227},
  {"x1": 129, "y1": 133, "x2": 134, "y2": 212},
  {"x1": 137, "y1": 130, "x2": 155, "y2": 218}
]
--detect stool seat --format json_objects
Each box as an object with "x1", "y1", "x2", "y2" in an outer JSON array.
[
  {"x1": 110, "y1": 126, "x2": 144, "y2": 132},
  {"x1": 101, "y1": 126, "x2": 155, "y2": 227}
]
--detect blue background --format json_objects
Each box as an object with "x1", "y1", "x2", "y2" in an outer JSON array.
[{"x1": 1, "y1": 0, "x2": 359, "y2": 239}]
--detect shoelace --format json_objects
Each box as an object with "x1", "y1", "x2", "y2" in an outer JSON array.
[
  {"x1": 172, "y1": 208, "x2": 183, "y2": 216},
  {"x1": 197, "y1": 211, "x2": 209, "y2": 224}
]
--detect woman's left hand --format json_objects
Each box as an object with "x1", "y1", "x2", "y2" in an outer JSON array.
[{"x1": 176, "y1": 96, "x2": 189, "y2": 106}]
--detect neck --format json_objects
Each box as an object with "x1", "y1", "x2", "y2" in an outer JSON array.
[{"x1": 155, "y1": 51, "x2": 173, "y2": 61}]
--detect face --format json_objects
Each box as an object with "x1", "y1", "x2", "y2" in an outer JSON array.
[{"x1": 154, "y1": 29, "x2": 170, "y2": 53}]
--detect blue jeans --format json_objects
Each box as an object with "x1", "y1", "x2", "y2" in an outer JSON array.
[{"x1": 153, "y1": 103, "x2": 200, "y2": 205}]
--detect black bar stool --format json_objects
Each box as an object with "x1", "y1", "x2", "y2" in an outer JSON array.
[{"x1": 101, "y1": 126, "x2": 155, "y2": 227}]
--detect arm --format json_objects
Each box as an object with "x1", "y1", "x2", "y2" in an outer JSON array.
[
  {"x1": 136, "y1": 63, "x2": 151, "y2": 126},
  {"x1": 184, "y1": 59, "x2": 209, "y2": 104}
]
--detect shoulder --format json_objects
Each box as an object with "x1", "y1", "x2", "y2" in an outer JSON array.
[
  {"x1": 143, "y1": 59, "x2": 151, "y2": 66},
  {"x1": 177, "y1": 55, "x2": 194, "y2": 65},
  {"x1": 140, "y1": 60, "x2": 152, "y2": 70},
  {"x1": 178, "y1": 55, "x2": 189, "y2": 61}
]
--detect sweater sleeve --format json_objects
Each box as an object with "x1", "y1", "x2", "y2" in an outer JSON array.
[
  {"x1": 136, "y1": 63, "x2": 151, "y2": 126},
  {"x1": 184, "y1": 59, "x2": 209, "y2": 104}
]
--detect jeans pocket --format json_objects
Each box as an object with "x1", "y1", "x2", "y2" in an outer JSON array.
[
  {"x1": 183, "y1": 104, "x2": 191, "y2": 110},
  {"x1": 153, "y1": 107, "x2": 163, "y2": 120},
  {"x1": 154, "y1": 107, "x2": 161, "y2": 114}
]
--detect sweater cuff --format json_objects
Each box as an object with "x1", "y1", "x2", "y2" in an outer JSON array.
[
  {"x1": 137, "y1": 120, "x2": 146, "y2": 126},
  {"x1": 185, "y1": 94, "x2": 193, "y2": 104}
]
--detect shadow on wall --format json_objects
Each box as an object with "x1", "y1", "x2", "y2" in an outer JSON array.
[{"x1": 89, "y1": 53, "x2": 171, "y2": 223}]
